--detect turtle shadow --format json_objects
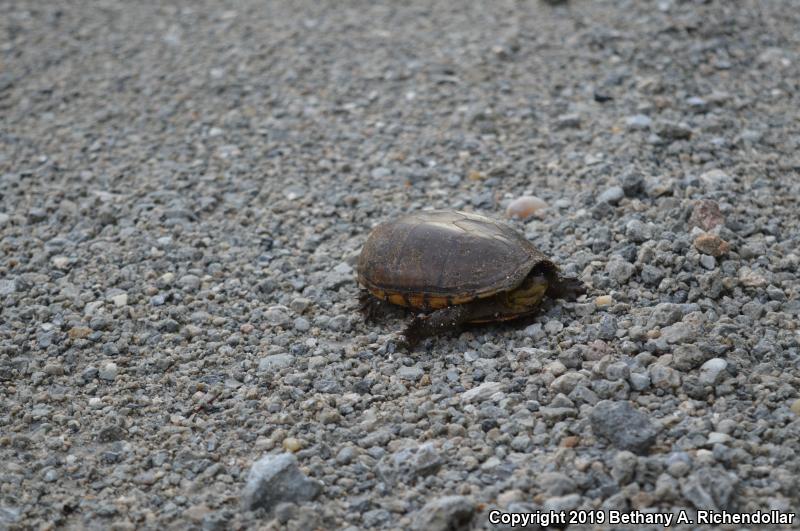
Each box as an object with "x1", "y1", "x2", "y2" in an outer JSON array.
[{"x1": 360, "y1": 291, "x2": 566, "y2": 352}]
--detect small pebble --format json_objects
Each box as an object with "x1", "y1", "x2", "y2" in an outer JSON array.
[
  {"x1": 700, "y1": 169, "x2": 732, "y2": 187},
  {"x1": 51, "y1": 256, "x2": 70, "y2": 269},
  {"x1": 555, "y1": 113, "x2": 581, "y2": 129},
  {"x1": 282, "y1": 437, "x2": 302, "y2": 452},
  {"x1": 625, "y1": 114, "x2": 652, "y2": 130},
  {"x1": 506, "y1": 195, "x2": 548, "y2": 220},
  {"x1": 68, "y1": 327, "x2": 92, "y2": 339},
  {"x1": 597, "y1": 186, "x2": 624, "y2": 205},
  {"x1": 699, "y1": 254, "x2": 716, "y2": 270},
  {"x1": 293, "y1": 317, "x2": 310, "y2": 332},
  {"x1": 241, "y1": 453, "x2": 321, "y2": 512},
  {"x1": 88, "y1": 397, "x2": 104, "y2": 409},
  {"x1": 595, "y1": 295, "x2": 613, "y2": 307}
]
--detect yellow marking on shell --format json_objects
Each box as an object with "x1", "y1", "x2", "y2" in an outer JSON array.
[
  {"x1": 425, "y1": 297, "x2": 449, "y2": 310},
  {"x1": 407, "y1": 293, "x2": 427, "y2": 309},
  {"x1": 450, "y1": 294, "x2": 477, "y2": 305},
  {"x1": 427, "y1": 297, "x2": 451, "y2": 310},
  {"x1": 388, "y1": 293, "x2": 407, "y2": 306},
  {"x1": 369, "y1": 288, "x2": 387, "y2": 301}
]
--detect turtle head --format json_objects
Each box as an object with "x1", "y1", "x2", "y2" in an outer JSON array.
[{"x1": 507, "y1": 274, "x2": 549, "y2": 311}]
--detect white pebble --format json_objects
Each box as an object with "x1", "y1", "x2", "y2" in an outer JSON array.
[{"x1": 506, "y1": 196, "x2": 548, "y2": 220}]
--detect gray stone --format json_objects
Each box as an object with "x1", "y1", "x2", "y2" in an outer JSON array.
[
  {"x1": 544, "y1": 319, "x2": 563, "y2": 334},
  {"x1": 258, "y1": 354, "x2": 294, "y2": 372},
  {"x1": 648, "y1": 303, "x2": 683, "y2": 328},
  {"x1": 656, "y1": 121, "x2": 692, "y2": 140},
  {"x1": 660, "y1": 322, "x2": 695, "y2": 344},
  {"x1": 671, "y1": 345, "x2": 708, "y2": 371},
  {"x1": 398, "y1": 366, "x2": 424, "y2": 381},
  {"x1": 606, "y1": 259, "x2": 636, "y2": 283},
  {"x1": 461, "y1": 381, "x2": 504, "y2": 403},
  {"x1": 611, "y1": 450, "x2": 637, "y2": 483},
  {"x1": 700, "y1": 254, "x2": 716, "y2": 270},
  {"x1": 539, "y1": 406, "x2": 576, "y2": 421},
  {"x1": 549, "y1": 372, "x2": 586, "y2": 394},
  {"x1": 293, "y1": 317, "x2": 310, "y2": 332},
  {"x1": 597, "y1": 314, "x2": 618, "y2": 340},
  {"x1": 98, "y1": 363, "x2": 118, "y2": 381},
  {"x1": 538, "y1": 472, "x2": 576, "y2": 496},
  {"x1": 0, "y1": 505, "x2": 21, "y2": 524},
  {"x1": 241, "y1": 453, "x2": 322, "y2": 512},
  {"x1": 265, "y1": 306, "x2": 290, "y2": 326},
  {"x1": 625, "y1": 114, "x2": 652, "y2": 130},
  {"x1": 650, "y1": 364, "x2": 681, "y2": 388},
  {"x1": 412, "y1": 496, "x2": 474, "y2": 531},
  {"x1": 699, "y1": 358, "x2": 728, "y2": 385},
  {"x1": 687, "y1": 96, "x2": 708, "y2": 112},
  {"x1": 377, "y1": 443, "x2": 443, "y2": 486},
  {"x1": 371, "y1": 167, "x2": 391, "y2": 179},
  {"x1": 336, "y1": 446, "x2": 357, "y2": 465},
  {"x1": 619, "y1": 171, "x2": 645, "y2": 196},
  {"x1": 510, "y1": 434, "x2": 532, "y2": 452},
  {"x1": 640, "y1": 264, "x2": 664, "y2": 286},
  {"x1": 699, "y1": 169, "x2": 732, "y2": 187},
  {"x1": 625, "y1": 219, "x2": 652, "y2": 242},
  {"x1": 605, "y1": 361, "x2": 629, "y2": 381},
  {"x1": 28, "y1": 208, "x2": 48, "y2": 222},
  {"x1": 597, "y1": 186, "x2": 624, "y2": 205},
  {"x1": 178, "y1": 274, "x2": 201, "y2": 291},
  {"x1": 680, "y1": 469, "x2": 737, "y2": 510},
  {"x1": 522, "y1": 323, "x2": 544, "y2": 339},
  {"x1": 555, "y1": 113, "x2": 581, "y2": 129},
  {"x1": 543, "y1": 494, "x2": 581, "y2": 512},
  {"x1": 590, "y1": 400, "x2": 658, "y2": 454},
  {"x1": 0, "y1": 279, "x2": 16, "y2": 296},
  {"x1": 289, "y1": 297, "x2": 311, "y2": 313}
]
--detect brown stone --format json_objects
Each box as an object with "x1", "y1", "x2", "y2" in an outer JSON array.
[
  {"x1": 561, "y1": 436, "x2": 580, "y2": 448},
  {"x1": 68, "y1": 326, "x2": 92, "y2": 339},
  {"x1": 694, "y1": 233, "x2": 730, "y2": 257},
  {"x1": 689, "y1": 199, "x2": 725, "y2": 231}
]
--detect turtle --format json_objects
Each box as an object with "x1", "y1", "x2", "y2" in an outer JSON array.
[{"x1": 357, "y1": 210, "x2": 585, "y2": 347}]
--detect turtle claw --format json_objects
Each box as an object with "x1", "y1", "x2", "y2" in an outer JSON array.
[
  {"x1": 400, "y1": 315, "x2": 428, "y2": 350},
  {"x1": 401, "y1": 306, "x2": 470, "y2": 349},
  {"x1": 359, "y1": 290, "x2": 385, "y2": 323}
]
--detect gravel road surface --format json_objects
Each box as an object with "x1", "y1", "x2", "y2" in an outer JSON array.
[{"x1": 2, "y1": 1, "x2": 800, "y2": 529}]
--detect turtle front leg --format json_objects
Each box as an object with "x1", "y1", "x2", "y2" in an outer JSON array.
[
  {"x1": 401, "y1": 305, "x2": 470, "y2": 349},
  {"x1": 359, "y1": 289, "x2": 390, "y2": 323}
]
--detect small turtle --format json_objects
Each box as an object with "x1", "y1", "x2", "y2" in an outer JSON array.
[{"x1": 357, "y1": 210, "x2": 585, "y2": 347}]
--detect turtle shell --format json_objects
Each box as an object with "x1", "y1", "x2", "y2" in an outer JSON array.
[{"x1": 357, "y1": 210, "x2": 555, "y2": 310}]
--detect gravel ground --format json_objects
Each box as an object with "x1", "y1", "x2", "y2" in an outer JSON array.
[{"x1": 2, "y1": 0, "x2": 800, "y2": 529}]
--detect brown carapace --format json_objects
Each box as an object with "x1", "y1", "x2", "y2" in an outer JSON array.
[{"x1": 357, "y1": 210, "x2": 585, "y2": 347}]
